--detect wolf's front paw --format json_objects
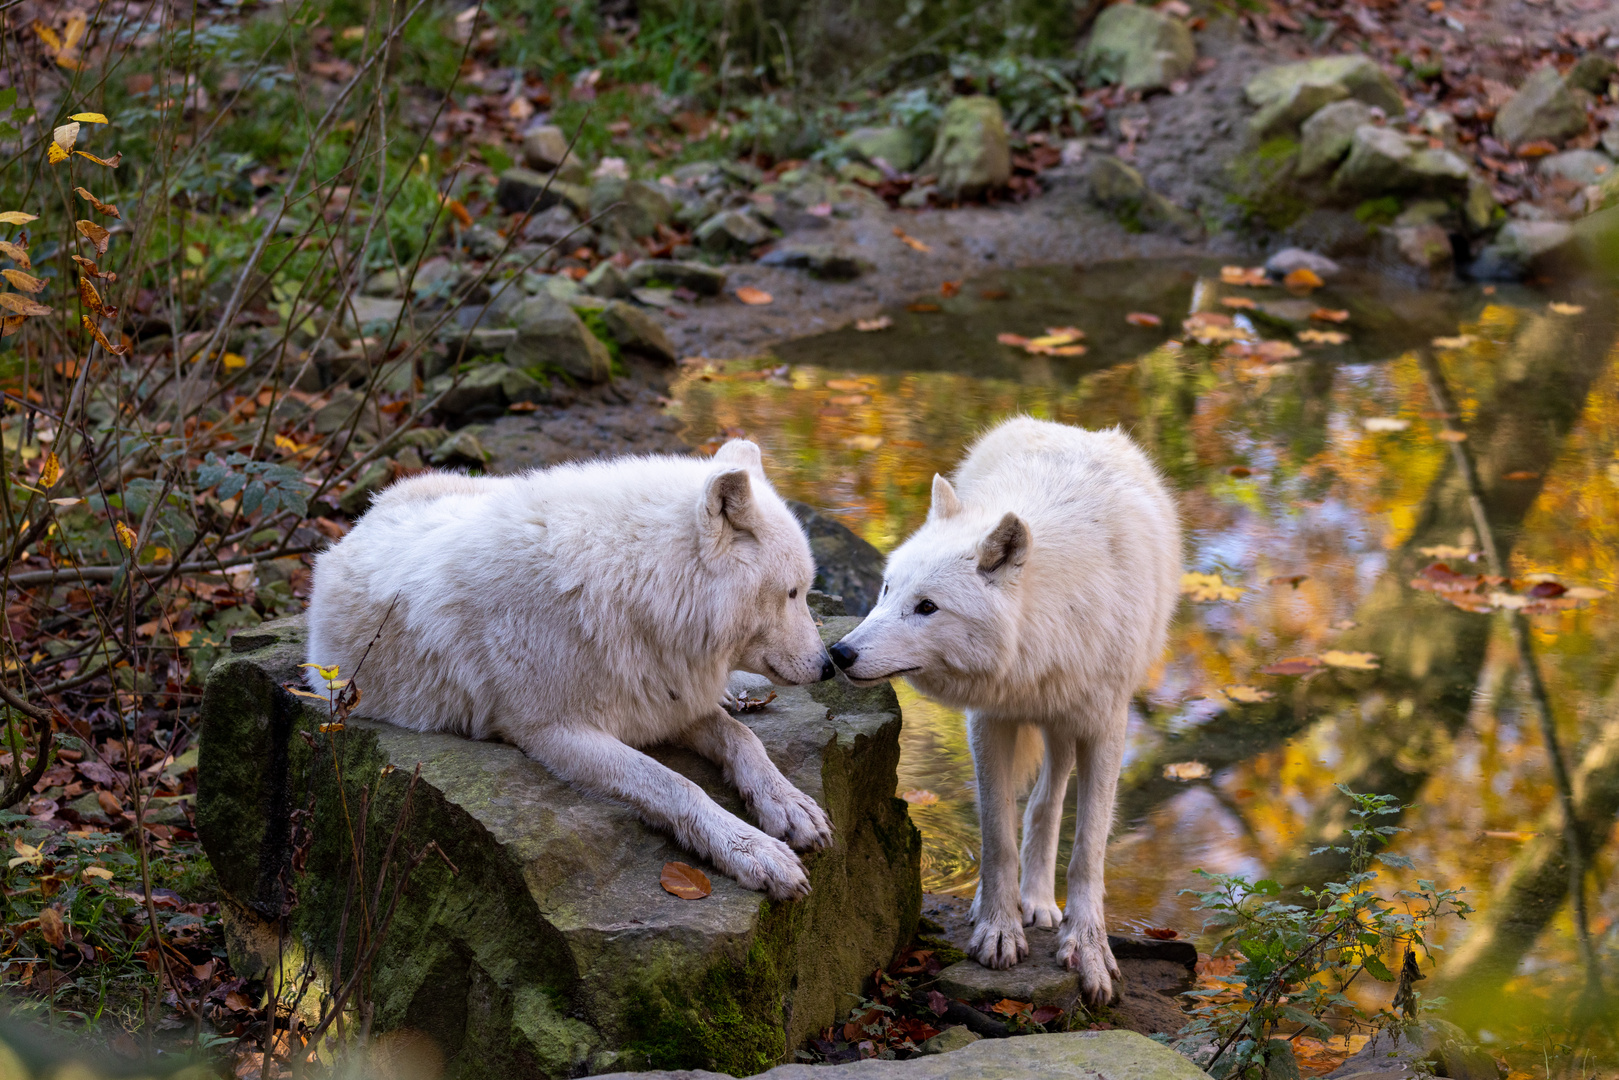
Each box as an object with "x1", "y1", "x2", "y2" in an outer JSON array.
[
  {"x1": 1020, "y1": 893, "x2": 1063, "y2": 929},
  {"x1": 968, "y1": 911, "x2": 1029, "y2": 970},
  {"x1": 719, "y1": 688, "x2": 743, "y2": 712},
  {"x1": 753, "y1": 785, "x2": 833, "y2": 852},
  {"x1": 1055, "y1": 920, "x2": 1120, "y2": 1008},
  {"x1": 722, "y1": 830, "x2": 811, "y2": 902}
]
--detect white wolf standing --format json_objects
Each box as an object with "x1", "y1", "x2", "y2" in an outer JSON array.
[
  {"x1": 829, "y1": 417, "x2": 1179, "y2": 1006},
  {"x1": 304, "y1": 440, "x2": 835, "y2": 900}
]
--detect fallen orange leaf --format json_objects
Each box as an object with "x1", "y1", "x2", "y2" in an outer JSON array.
[
  {"x1": 1125, "y1": 311, "x2": 1162, "y2": 327},
  {"x1": 1284, "y1": 268, "x2": 1323, "y2": 292},
  {"x1": 892, "y1": 227, "x2": 932, "y2": 253},
  {"x1": 735, "y1": 286, "x2": 773, "y2": 305},
  {"x1": 939, "y1": 280, "x2": 961, "y2": 297},
  {"x1": 1310, "y1": 308, "x2": 1349, "y2": 323},
  {"x1": 660, "y1": 861, "x2": 712, "y2": 899}
]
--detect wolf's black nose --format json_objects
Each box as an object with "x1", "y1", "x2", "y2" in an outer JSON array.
[
  {"x1": 829, "y1": 642, "x2": 858, "y2": 670},
  {"x1": 820, "y1": 656, "x2": 835, "y2": 681}
]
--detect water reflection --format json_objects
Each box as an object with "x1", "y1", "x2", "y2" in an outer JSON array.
[{"x1": 672, "y1": 259, "x2": 1619, "y2": 1042}]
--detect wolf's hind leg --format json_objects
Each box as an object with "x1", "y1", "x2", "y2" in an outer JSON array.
[
  {"x1": 680, "y1": 709, "x2": 833, "y2": 852},
  {"x1": 1020, "y1": 729, "x2": 1074, "y2": 928},
  {"x1": 517, "y1": 723, "x2": 811, "y2": 900},
  {"x1": 966, "y1": 712, "x2": 1029, "y2": 970},
  {"x1": 1055, "y1": 705, "x2": 1126, "y2": 1008}
]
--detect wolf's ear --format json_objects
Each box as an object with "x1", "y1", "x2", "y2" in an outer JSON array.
[
  {"x1": 930, "y1": 474, "x2": 964, "y2": 520},
  {"x1": 700, "y1": 467, "x2": 758, "y2": 552},
  {"x1": 713, "y1": 439, "x2": 765, "y2": 477},
  {"x1": 977, "y1": 512, "x2": 1029, "y2": 580}
]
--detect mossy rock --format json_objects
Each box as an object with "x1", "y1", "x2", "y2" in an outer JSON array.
[{"x1": 196, "y1": 615, "x2": 921, "y2": 1078}]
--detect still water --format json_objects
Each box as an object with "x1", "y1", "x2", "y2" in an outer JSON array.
[{"x1": 671, "y1": 259, "x2": 1619, "y2": 1039}]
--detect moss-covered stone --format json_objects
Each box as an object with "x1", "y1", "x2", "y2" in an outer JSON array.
[{"x1": 197, "y1": 614, "x2": 920, "y2": 1078}]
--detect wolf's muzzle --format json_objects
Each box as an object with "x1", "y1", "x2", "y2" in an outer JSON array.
[{"x1": 828, "y1": 642, "x2": 858, "y2": 670}]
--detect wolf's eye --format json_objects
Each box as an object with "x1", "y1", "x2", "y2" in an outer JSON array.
[
  {"x1": 789, "y1": 588, "x2": 798, "y2": 599},
  {"x1": 914, "y1": 599, "x2": 938, "y2": 616}
]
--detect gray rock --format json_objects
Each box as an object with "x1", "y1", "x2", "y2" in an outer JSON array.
[
  {"x1": 1538, "y1": 149, "x2": 1616, "y2": 187},
  {"x1": 597, "y1": 1030, "x2": 1211, "y2": 1080},
  {"x1": 1249, "y1": 80, "x2": 1349, "y2": 141},
  {"x1": 521, "y1": 203, "x2": 588, "y2": 248},
  {"x1": 338, "y1": 459, "x2": 394, "y2": 515},
  {"x1": 936, "y1": 924, "x2": 1087, "y2": 1013},
  {"x1": 899, "y1": 185, "x2": 936, "y2": 208},
  {"x1": 1086, "y1": 155, "x2": 1203, "y2": 242},
  {"x1": 1265, "y1": 248, "x2": 1342, "y2": 279},
  {"x1": 1493, "y1": 66, "x2": 1589, "y2": 148},
  {"x1": 1385, "y1": 222, "x2": 1454, "y2": 278},
  {"x1": 1603, "y1": 126, "x2": 1619, "y2": 159},
  {"x1": 409, "y1": 256, "x2": 465, "y2": 298},
  {"x1": 394, "y1": 427, "x2": 450, "y2": 452},
  {"x1": 521, "y1": 124, "x2": 573, "y2": 172},
  {"x1": 625, "y1": 259, "x2": 728, "y2": 296},
  {"x1": 429, "y1": 364, "x2": 548, "y2": 419},
  {"x1": 917, "y1": 1027, "x2": 981, "y2": 1056},
  {"x1": 1245, "y1": 55, "x2": 1404, "y2": 117},
  {"x1": 312, "y1": 388, "x2": 378, "y2": 436},
  {"x1": 197, "y1": 614, "x2": 920, "y2": 1078},
  {"x1": 506, "y1": 295, "x2": 614, "y2": 383},
  {"x1": 1465, "y1": 175, "x2": 1500, "y2": 233},
  {"x1": 429, "y1": 427, "x2": 492, "y2": 467},
  {"x1": 757, "y1": 244, "x2": 867, "y2": 281},
  {"x1": 1419, "y1": 108, "x2": 1460, "y2": 148},
  {"x1": 601, "y1": 301, "x2": 676, "y2": 364},
  {"x1": 582, "y1": 260, "x2": 633, "y2": 299},
  {"x1": 1471, "y1": 219, "x2": 1576, "y2": 279},
  {"x1": 496, "y1": 167, "x2": 590, "y2": 217},
  {"x1": 787, "y1": 502, "x2": 885, "y2": 616},
  {"x1": 1081, "y1": 4, "x2": 1196, "y2": 93},
  {"x1": 438, "y1": 326, "x2": 519, "y2": 361},
  {"x1": 1297, "y1": 100, "x2": 1378, "y2": 177},
  {"x1": 341, "y1": 295, "x2": 406, "y2": 334},
  {"x1": 1565, "y1": 53, "x2": 1618, "y2": 95},
  {"x1": 696, "y1": 209, "x2": 773, "y2": 254},
  {"x1": 1325, "y1": 1019, "x2": 1496, "y2": 1080},
  {"x1": 924, "y1": 96, "x2": 1012, "y2": 200},
  {"x1": 842, "y1": 126, "x2": 922, "y2": 173},
  {"x1": 1332, "y1": 125, "x2": 1470, "y2": 196},
  {"x1": 458, "y1": 224, "x2": 503, "y2": 260},
  {"x1": 590, "y1": 178, "x2": 675, "y2": 240},
  {"x1": 363, "y1": 268, "x2": 403, "y2": 297}
]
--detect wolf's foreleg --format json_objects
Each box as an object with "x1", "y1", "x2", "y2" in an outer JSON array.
[
  {"x1": 1055, "y1": 706, "x2": 1126, "y2": 1007},
  {"x1": 518, "y1": 723, "x2": 811, "y2": 900},
  {"x1": 680, "y1": 709, "x2": 833, "y2": 852},
  {"x1": 966, "y1": 712, "x2": 1029, "y2": 969},
  {"x1": 1020, "y1": 729, "x2": 1074, "y2": 928}
]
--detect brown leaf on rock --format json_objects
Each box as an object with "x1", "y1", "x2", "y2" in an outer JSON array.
[
  {"x1": 75, "y1": 219, "x2": 110, "y2": 256},
  {"x1": 735, "y1": 286, "x2": 772, "y2": 305},
  {"x1": 660, "y1": 861, "x2": 712, "y2": 899},
  {"x1": 1030, "y1": 1005, "x2": 1064, "y2": 1025},
  {"x1": 75, "y1": 187, "x2": 121, "y2": 218},
  {"x1": 990, "y1": 998, "x2": 1032, "y2": 1017}
]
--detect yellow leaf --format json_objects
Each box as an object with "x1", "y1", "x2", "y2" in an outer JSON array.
[
  {"x1": 222, "y1": 352, "x2": 247, "y2": 369},
  {"x1": 1419, "y1": 545, "x2": 1473, "y2": 559},
  {"x1": 300, "y1": 661, "x2": 341, "y2": 682},
  {"x1": 76, "y1": 220, "x2": 110, "y2": 256},
  {"x1": 1298, "y1": 329, "x2": 1348, "y2": 345},
  {"x1": 1320, "y1": 650, "x2": 1380, "y2": 671},
  {"x1": 114, "y1": 520, "x2": 137, "y2": 548},
  {"x1": 39, "y1": 452, "x2": 61, "y2": 489},
  {"x1": 1431, "y1": 335, "x2": 1475, "y2": 349},
  {"x1": 0, "y1": 211, "x2": 39, "y2": 225},
  {"x1": 49, "y1": 497, "x2": 82, "y2": 507},
  {"x1": 82, "y1": 315, "x2": 128, "y2": 355},
  {"x1": 1, "y1": 316, "x2": 25, "y2": 336},
  {"x1": 79, "y1": 276, "x2": 103, "y2": 315},
  {"x1": 73, "y1": 151, "x2": 122, "y2": 169},
  {"x1": 0, "y1": 241, "x2": 31, "y2": 269},
  {"x1": 842, "y1": 434, "x2": 883, "y2": 451},
  {"x1": 1224, "y1": 684, "x2": 1274, "y2": 704},
  {"x1": 1180, "y1": 571, "x2": 1244, "y2": 603},
  {"x1": 318, "y1": 722, "x2": 346, "y2": 733},
  {"x1": 74, "y1": 188, "x2": 120, "y2": 218},
  {"x1": 1565, "y1": 586, "x2": 1607, "y2": 601},
  {"x1": 47, "y1": 142, "x2": 69, "y2": 165},
  {"x1": 53, "y1": 122, "x2": 80, "y2": 154},
  {"x1": 1164, "y1": 761, "x2": 1211, "y2": 780},
  {"x1": 1548, "y1": 302, "x2": 1584, "y2": 316},
  {"x1": 69, "y1": 113, "x2": 109, "y2": 124},
  {"x1": 2, "y1": 268, "x2": 45, "y2": 293},
  {"x1": 173, "y1": 630, "x2": 194, "y2": 647},
  {"x1": 0, "y1": 293, "x2": 52, "y2": 317},
  {"x1": 82, "y1": 866, "x2": 113, "y2": 880}
]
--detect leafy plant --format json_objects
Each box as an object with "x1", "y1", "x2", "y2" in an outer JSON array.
[
  {"x1": 196, "y1": 452, "x2": 310, "y2": 517},
  {"x1": 1165, "y1": 787, "x2": 1474, "y2": 1079}
]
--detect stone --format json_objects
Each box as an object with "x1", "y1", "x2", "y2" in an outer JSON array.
[
  {"x1": 395, "y1": 427, "x2": 450, "y2": 453},
  {"x1": 838, "y1": 161, "x2": 885, "y2": 186},
  {"x1": 787, "y1": 502, "x2": 884, "y2": 616},
  {"x1": 917, "y1": 1027, "x2": 980, "y2": 1056},
  {"x1": 696, "y1": 209, "x2": 773, "y2": 254},
  {"x1": 1081, "y1": 4, "x2": 1196, "y2": 93},
  {"x1": 363, "y1": 268, "x2": 403, "y2": 297},
  {"x1": 429, "y1": 363, "x2": 548, "y2": 419},
  {"x1": 601, "y1": 301, "x2": 676, "y2": 364},
  {"x1": 1297, "y1": 100, "x2": 1377, "y2": 177},
  {"x1": 1419, "y1": 108, "x2": 1459, "y2": 148},
  {"x1": 521, "y1": 124, "x2": 573, "y2": 172},
  {"x1": 1249, "y1": 80, "x2": 1350, "y2": 141},
  {"x1": 1465, "y1": 175, "x2": 1500, "y2": 233},
  {"x1": 923, "y1": 96, "x2": 1012, "y2": 200},
  {"x1": 936, "y1": 925, "x2": 1088, "y2": 1012},
  {"x1": 842, "y1": 126, "x2": 921, "y2": 173},
  {"x1": 1574, "y1": 205, "x2": 1619, "y2": 280},
  {"x1": 341, "y1": 295, "x2": 405, "y2": 334},
  {"x1": 338, "y1": 459, "x2": 393, "y2": 515},
  {"x1": 1603, "y1": 127, "x2": 1619, "y2": 159},
  {"x1": 589, "y1": 178, "x2": 675, "y2": 240},
  {"x1": 438, "y1": 326, "x2": 519, "y2": 361},
  {"x1": 196, "y1": 614, "x2": 920, "y2": 1078},
  {"x1": 429, "y1": 427, "x2": 491, "y2": 467},
  {"x1": 1493, "y1": 66, "x2": 1589, "y2": 149},
  {"x1": 757, "y1": 244, "x2": 868, "y2": 281},
  {"x1": 1332, "y1": 125, "x2": 1470, "y2": 196},
  {"x1": 409, "y1": 256, "x2": 464, "y2": 298},
  {"x1": 1538, "y1": 149, "x2": 1616, "y2": 187},
  {"x1": 1565, "y1": 53, "x2": 1618, "y2": 95},
  {"x1": 597, "y1": 1030, "x2": 1211, "y2": 1080},
  {"x1": 1086, "y1": 155, "x2": 1203, "y2": 242},
  {"x1": 521, "y1": 203, "x2": 588, "y2": 248},
  {"x1": 496, "y1": 167, "x2": 590, "y2": 217},
  {"x1": 312, "y1": 388, "x2": 378, "y2": 437},
  {"x1": 582, "y1": 261, "x2": 632, "y2": 299},
  {"x1": 625, "y1": 259, "x2": 728, "y2": 296},
  {"x1": 1385, "y1": 223, "x2": 1454, "y2": 278},
  {"x1": 1245, "y1": 55, "x2": 1404, "y2": 117},
  {"x1": 458, "y1": 224, "x2": 503, "y2": 260},
  {"x1": 1471, "y1": 219, "x2": 1576, "y2": 279},
  {"x1": 1325, "y1": 1019, "x2": 1496, "y2": 1080},
  {"x1": 1279, "y1": 209, "x2": 1373, "y2": 257},
  {"x1": 506, "y1": 295, "x2": 614, "y2": 384},
  {"x1": 1265, "y1": 248, "x2": 1342, "y2": 279}
]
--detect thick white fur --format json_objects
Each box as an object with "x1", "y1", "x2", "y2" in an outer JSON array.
[
  {"x1": 832, "y1": 418, "x2": 1180, "y2": 1005},
  {"x1": 304, "y1": 440, "x2": 835, "y2": 900}
]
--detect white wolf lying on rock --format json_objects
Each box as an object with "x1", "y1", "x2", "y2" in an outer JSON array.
[
  {"x1": 304, "y1": 440, "x2": 835, "y2": 900},
  {"x1": 829, "y1": 417, "x2": 1180, "y2": 1006}
]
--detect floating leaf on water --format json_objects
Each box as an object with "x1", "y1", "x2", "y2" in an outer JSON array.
[
  {"x1": 1432, "y1": 334, "x2": 1476, "y2": 349},
  {"x1": 1524, "y1": 580, "x2": 1567, "y2": 599},
  {"x1": 907, "y1": 302, "x2": 941, "y2": 313},
  {"x1": 1565, "y1": 586, "x2": 1607, "y2": 601},
  {"x1": 1164, "y1": 761, "x2": 1211, "y2": 781},
  {"x1": 1320, "y1": 650, "x2": 1379, "y2": 670},
  {"x1": 997, "y1": 332, "x2": 1030, "y2": 346},
  {"x1": 1548, "y1": 302, "x2": 1584, "y2": 316},
  {"x1": 1180, "y1": 571, "x2": 1243, "y2": 603},
  {"x1": 1267, "y1": 574, "x2": 1307, "y2": 587},
  {"x1": 1253, "y1": 340, "x2": 1301, "y2": 362},
  {"x1": 1224, "y1": 685, "x2": 1274, "y2": 704},
  {"x1": 901, "y1": 789, "x2": 940, "y2": 807},
  {"x1": 735, "y1": 286, "x2": 772, "y2": 305},
  {"x1": 660, "y1": 861, "x2": 712, "y2": 899},
  {"x1": 825, "y1": 378, "x2": 870, "y2": 391},
  {"x1": 1436, "y1": 429, "x2": 1468, "y2": 442},
  {"x1": 1284, "y1": 267, "x2": 1324, "y2": 292},
  {"x1": 1228, "y1": 465, "x2": 1251, "y2": 477},
  {"x1": 1418, "y1": 545, "x2": 1473, "y2": 559},
  {"x1": 1143, "y1": 927, "x2": 1180, "y2": 940},
  {"x1": 940, "y1": 280, "x2": 961, "y2": 297},
  {"x1": 843, "y1": 435, "x2": 883, "y2": 451},
  {"x1": 1298, "y1": 329, "x2": 1348, "y2": 345},
  {"x1": 1126, "y1": 311, "x2": 1162, "y2": 327},
  {"x1": 1220, "y1": 296, "x2": 1257, "y2": 310},
  {"x1": 1311, "y1": 308, "x2": 1350, "y2": 323},
  {"x1": 1502, "y1": 470, "x2": 1539, "y2": 481},
  {"x1": 1220, "y1": 266, "x2": 1268, "y2": 286},
  {"x1": 1263, "y1": 656, "x2": 1323, "y2": 676},
  {"x1": 855, "y1": 316, "x2": 892, "y2": 332},
  {"x1": 1363, "y1": 417, "x2": 1410, "y2": 432}
]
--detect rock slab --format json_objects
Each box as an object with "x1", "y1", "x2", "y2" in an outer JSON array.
[
  {"x1": 197, "y1": 614, "x2": 922, "y2": 1079},
  {"x1": 1082, "y1": 5, "x2": 1196, "y2": 93},
  {"x1": 596, "y1": 1030, "x2": 1209, "y2": 1080}
]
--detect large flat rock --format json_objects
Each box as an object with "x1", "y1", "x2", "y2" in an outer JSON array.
[
  {"x1": 197, "y1": 614, "x2": 920, "y2": 1078},
  {"x1": 596, "y1": 1029, "x2": 1209, "y2": 1079}
]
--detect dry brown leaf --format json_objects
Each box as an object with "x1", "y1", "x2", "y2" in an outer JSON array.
[
  {"x1": 1310, "y1": 308, "x2": 1350, "y2": 323},
  {"x1": 892, "y1": 227, "x2": 931, "y2": 253},
  {"x1": 0, "y1": 240, "x2": 30, "y2": 269},
  {"x1": 71, "y1": 255, "x2": 116, "y2": 280},
  {"x1": 1224, "y1": 684, "x2": 1274, "y2": 703},
  {"x1": 0, "y1": 293, "x2": 51, "y2": 317},
  {"x1": 1, "y1": 268, "x2": 44, "y2": 293},
  {"x1": 1143, "y1": 927, "x2": 1180, "y2": 940},
  {"x1": 39, "y1": 452, "x2": 61, "y2": 489},
  {"x1": 1548, "y1": 302, "x2": 1585, "y2": 316},
  {"x1": 1220, "y1": 266, "x2": 1268, "y2": 287},
  {"x1": 83, "y1": 315, "x2": 128, "y2": 354},
  {"x1": 96, "y1": 790, "x2": 121, "y2": 815},
  {"x1": 38, "y1": 907, "x2": 65, "y2": 948},
  {"x1": 76, "y1": 219, "x2": 110, "y2": 256},
  {"x1": 990, "y1": 999, "x2": 1032, "y2": 1017},
  {"x1": 939, "y1": 280, "x2": 961, "y2": 297},
  {"x1": 0, "y1": 316, "x2": 23, "y2": 337},
  {"x1": 1284, "y1": 267, "x2": 1324, "y2": 292},
  {"x1": 79, "y1": 276, "x2": 103, "y2": 315},
  {"x1": 1220, "y1": 296, "x2": 1257, "y2": 310},
  {"x1": 1298, "y1": 329, "x2": 1348, "y2": 345},
  {"x1": 1263, "y1": 656, "x2": 1323, "y2": 676},
  {"x1": 73, "y1": 151, "x2": 122, "y2": 168},
  {"x1": 735, "y1": 286, "x2": 772, "y2": 305},
  {"x1": 1125, "y1": 311, "x2": 1162, "y2": 326},
  {"x1": 74, "y1": 187, "x2": 121, "y2": 218},
  {"x1": 660, "y1": 861, "x2": 712, "y2": 899}
]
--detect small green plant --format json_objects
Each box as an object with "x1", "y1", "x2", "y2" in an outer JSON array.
[{"x1": 1165, "y1": 787, "x2": 1474, "y2": 1079}]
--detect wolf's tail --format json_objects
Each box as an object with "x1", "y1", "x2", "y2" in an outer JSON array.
[{"x1": 1012, "y1": 723, "x2": 1047, "y2": 796}]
